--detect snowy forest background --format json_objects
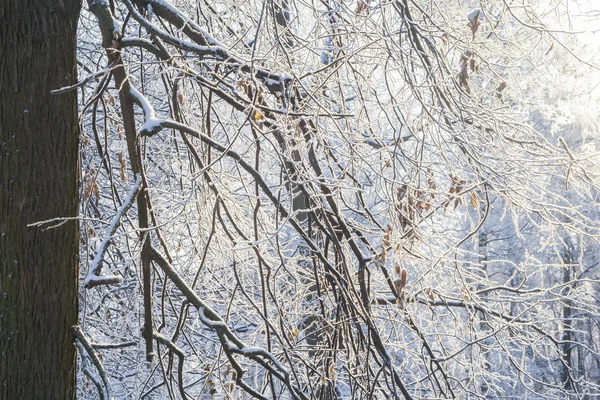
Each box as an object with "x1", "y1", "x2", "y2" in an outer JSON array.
[{"x1": 70, "y1": 0, "x2": 600, "y2": 398}]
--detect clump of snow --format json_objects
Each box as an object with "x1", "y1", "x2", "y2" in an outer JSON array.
[{"x1": 467, "y1": 9, "x2": 481, "y2": 25}]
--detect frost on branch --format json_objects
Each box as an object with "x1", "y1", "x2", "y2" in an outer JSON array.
[{"x1": 84, "y1": 174, "x2": 142, "y2": 288}]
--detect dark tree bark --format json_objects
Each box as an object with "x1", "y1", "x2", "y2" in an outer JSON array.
[{"x1": 0, "y1": 2, "x2": 81, "y2": 399}]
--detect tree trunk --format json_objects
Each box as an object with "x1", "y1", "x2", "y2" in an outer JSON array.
[
  {"x1": 0, "y1": 2, "x2": 81, "y2": 399},
  {"x1": 561, "y1": 239, "x2": 576, "y2": 392}
]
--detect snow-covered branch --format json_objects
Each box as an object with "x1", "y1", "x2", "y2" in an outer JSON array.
[{"x1": 84, "y1": 173, "x2": 142, "y2": 288}]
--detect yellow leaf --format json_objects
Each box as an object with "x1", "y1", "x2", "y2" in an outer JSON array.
[{"x1": 470, "y1": 192, "x2": 480, "y2": 208}]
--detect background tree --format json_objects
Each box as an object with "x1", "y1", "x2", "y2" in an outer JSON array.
[{"x1": 0, "y1": 1, "x2": 81, "y2": 399}]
